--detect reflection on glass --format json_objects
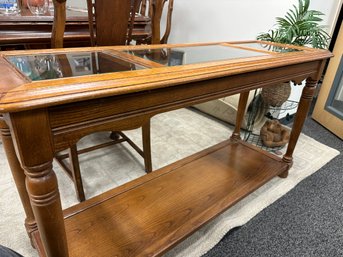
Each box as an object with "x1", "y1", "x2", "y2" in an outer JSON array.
[
  {"x1": 10, "y1": 55, "x2": 63, "y2": 80},
  {"x1": 332, "y1": 76, "x2": 343, "y2": 112},
  {"x1": 325, "y1": 55, "x2": 343, "y2": 119},
  {"x1": 237, "y1": 42, "x2": 301, "y2": 53},
  {"x1": 6, "y1": 52, "x2": 146, "y2": 81},
  {"x1": 127, "y1": 45, "x2": 268, "y2": 66}
]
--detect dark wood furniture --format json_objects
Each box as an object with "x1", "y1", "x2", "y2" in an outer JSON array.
[
  {"x1": 136, "y1": 0, "x2": 174, "y2": 44},
  {"x1": 51, "y1": 0, "x2": 66, "y2": 48},
  {"x1": 0, "y1": 41, "x2": 331, "y2": 256},
  {"x1": 86, "y1": 0, "x2": 136, "y2": 46},
  {"x1": 0, "y1": 6, "x2": 151, "y2": 49}
]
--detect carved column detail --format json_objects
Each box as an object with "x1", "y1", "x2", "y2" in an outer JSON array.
[
  {"x1": 7, "y1": 110, "x2": 69, "y2": 257},
  {"x1": 23, "y1": 161, "x2": 69, "y2": 257},
  {"x1": 282, "y1": 78, "x2": 318, "y2": 177}
]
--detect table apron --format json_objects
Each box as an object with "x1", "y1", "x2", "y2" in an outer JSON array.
[{"x1": 49, "y1": 60, "x2": 321, "y2": 152}]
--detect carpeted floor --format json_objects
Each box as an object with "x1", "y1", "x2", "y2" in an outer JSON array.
[
  {"x1": 0, "y1": 109, "x2": 340, "y2": 257},
  {"x1": 203, "y1": 117, "x2": 343, "y2": 257}
]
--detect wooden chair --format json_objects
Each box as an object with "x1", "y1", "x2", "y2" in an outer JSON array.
[
  {"x1": 136, "y1": 0, "x2": 174, "y2": 44},
  {"x1": 52, "y1": 0, "x2": 152, "y2": 202},
  {"x1": 87, "y1": 0, "x2": 137, "y2": 46},
  {"x1": 51, "y1": 0, "x2": 66, "y2": 49}
]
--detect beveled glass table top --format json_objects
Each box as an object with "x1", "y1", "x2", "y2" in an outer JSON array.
[
  {"x1": 0, "y1": 41, "x2": 332, "y2": 112},
  {"x1": 6, "y1": 51, "x2": 147, "y2": 81},
  {"x1": 5, "y1": 42, "x2": 305, "y2": 82},
  {"x1": 235, "y1": 42, "x2": 301, "y2": 52},
  {"x1": 125, "y1": 45, "x2": 269, "y2": 66}
]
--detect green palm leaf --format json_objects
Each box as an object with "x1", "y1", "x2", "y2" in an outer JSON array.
[{"x1": 257, "y1": 0, "x2": 330, "y2": 49}]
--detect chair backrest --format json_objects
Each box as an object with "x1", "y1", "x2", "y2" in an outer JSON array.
[
  {"x1": 138, "y1": 0, "x2": 174, "y2": 44},
  {"x1": 87, "y1": 0, "x2": 136, "y2": 46},
  {"x1": 132, "y1": 0, "x2": 143, "y2": 13},
  {"x1": 51, "y1": 0, "x2": 67, "y2": 48},
  {"x1": 151, "y1": 0, "x2": 174, "y2": 44}
]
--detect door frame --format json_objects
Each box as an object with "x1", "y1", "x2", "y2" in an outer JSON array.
[{"x1": 313, "y1": 20, "x2": 343, "y2": 139}]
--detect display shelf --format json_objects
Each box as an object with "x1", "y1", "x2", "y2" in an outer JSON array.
[{"x1": 32, "y1": 139, "x2": 288, "y2": 257}]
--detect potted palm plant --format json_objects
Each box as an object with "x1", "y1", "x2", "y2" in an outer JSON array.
[
  {"x1": 257, "y1": 0, "x2": 330, "y2": 48},
  {"x1": 257, "y1": 0, "x2": 330, "y2": 107}
]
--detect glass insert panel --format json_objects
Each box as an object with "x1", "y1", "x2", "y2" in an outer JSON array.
[
  {"x1": 126, "y1": 45, "x2": 267, "y2": 66},
  {"x1": 325, "y1": 55, "x2": 343, "y2": 120},
  {"x1": 237, "y1": 42, "x2": 301, "y2": 53},
  {"x1": 6, "y1": 52, "x2": 146, "y2": 81}
]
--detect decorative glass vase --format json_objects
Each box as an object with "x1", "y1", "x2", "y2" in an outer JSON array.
[
  {"x1": 27, "y1": 0, "x2": 49, "y2": 15},
  {"x1": 0, "y1": 0, "x2": 21, "y2": 15}
]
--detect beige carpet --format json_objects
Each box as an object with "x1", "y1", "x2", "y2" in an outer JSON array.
[{"x1": 0, "y1": 108, "x2": 339, "y2": 257}]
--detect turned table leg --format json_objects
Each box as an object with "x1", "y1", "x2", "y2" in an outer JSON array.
[
  {"x1": 7, "y1": 110, "x2": 69, "y2": 257},
  {"x1": 281, "y1": 78, "x2": 318, "y2": 178},
  {"x1": 0, "y1": 119, "x2": 37, "y2": 246},
  {"x1": 232, "y1": 91, "x2": 250, "y2": 140}
]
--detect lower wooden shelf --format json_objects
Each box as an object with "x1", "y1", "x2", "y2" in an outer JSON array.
[{"x1": 33, "y1": 138, "x2": 289, "y2": 257}]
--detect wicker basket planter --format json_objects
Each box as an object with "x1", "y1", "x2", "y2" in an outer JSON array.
[{"x1": 261, "y1": 82, "x2": 291, "y2": 107}]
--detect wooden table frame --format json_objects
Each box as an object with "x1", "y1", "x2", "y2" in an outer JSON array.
[{"x1": 0, "y1": 41, "x2": 331, "y2": 256}]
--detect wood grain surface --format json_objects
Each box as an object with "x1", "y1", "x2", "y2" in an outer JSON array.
[{"x1": 33, "y1": 139, "x2": 288, "y2": 257}]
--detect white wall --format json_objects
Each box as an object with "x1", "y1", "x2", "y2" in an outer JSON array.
[
  {"x1": 167, "y1": 0, "x2": 340, "y2": 43},
  {"x1": 68, "y1": 0, "x2": 85, "y2": 8}
]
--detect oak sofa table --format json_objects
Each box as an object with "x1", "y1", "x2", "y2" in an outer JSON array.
[{"x1": 0, "y1": 41, "x2": 331, "y2": 257}]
